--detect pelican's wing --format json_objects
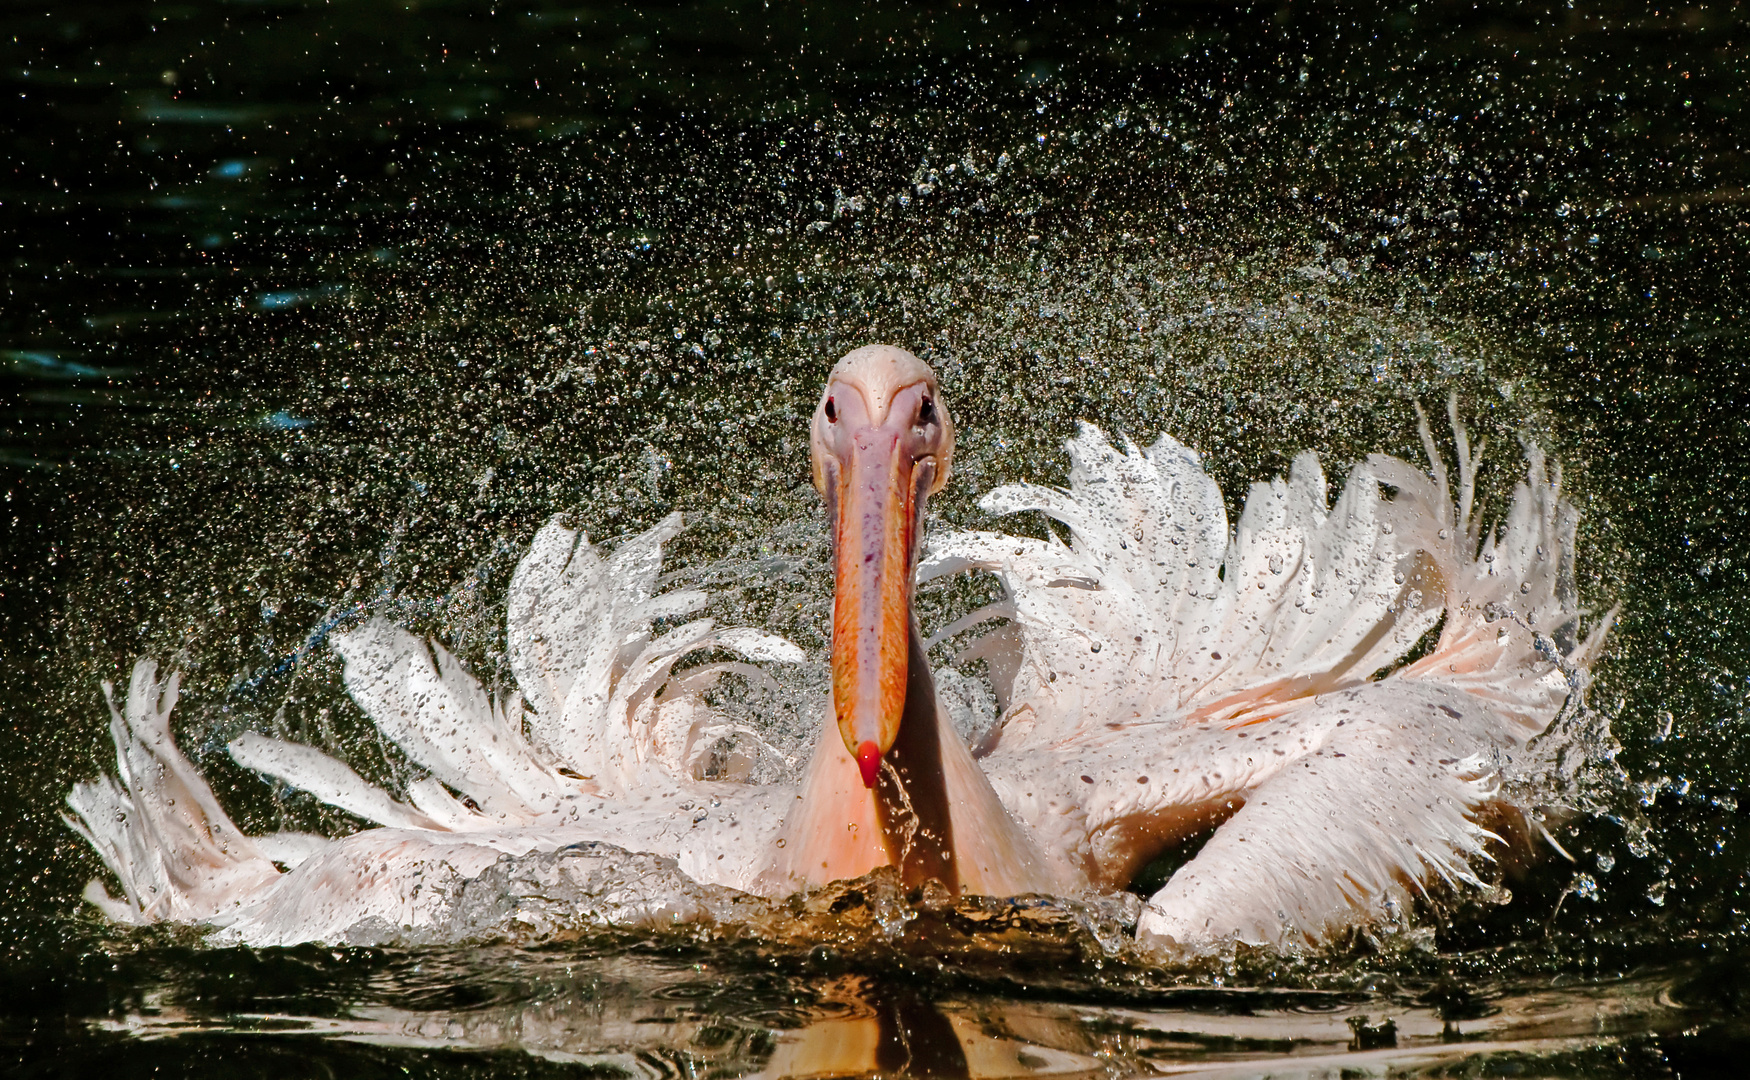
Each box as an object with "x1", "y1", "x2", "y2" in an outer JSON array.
[
  {"x1": 1132, "y1": 680, "x2": 1502, "y2": 949},
  {"x1": 925, "y1": 425, "x2": 1441, "y2": 748},
  {"x1": 504, "y1": 512, "x2": 804, "y2": 792},
  {"x1": 242, "y1": 512, "x2": 803, "y2": 826},
  {"x1": 63, "y1": 660, "x2": 282, "y2": 924},
  {"x1": 221, "y1": 620, "x2": 561, "y2": 834},
  {"x1": 967, "y1": 412, "x2": 1611, "y2": 948},
  {"x1": 321, "y1": 619, "x2": 580, "y2": 823},
  {"x1": 987, "y1": 639, "x2": 1568, "y2": 948},
  {"x1": 229, "y1": 616, "x2": 801, "y2": 833},
  {"x1": 64, "y1": 659, "x2": 788, "y2": 941},
  {"x1": 1373, "y1": 400, "x2": 1614, "y2": 738},
  {"x1": 506, "y1": 513, "x2": 707, "y2": 759},
  {"x1": 228, "y1": 732, "x2": 447, "y2": 831}
]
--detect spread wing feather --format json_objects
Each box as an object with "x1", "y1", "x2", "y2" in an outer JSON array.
[
  {"x1": 1375, "y1": 400, "x2": 1615, "y2": 735},
  {"x1": 934, "y1": 409, "x2": 1610, "y2": 948},
  {"x1": 924, "y1": 424, "x2": 1441, "y2": 747},
  {"x1": 65, "y1": 514, "x2": 802, "y2": 934},
  {"x1": 63, "y1": 661, "x2": 281, "y2": 923}
]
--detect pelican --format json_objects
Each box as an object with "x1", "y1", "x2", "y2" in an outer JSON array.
[{"x1": 66, "y1": 345, "x2": 1610, "y2": 950}]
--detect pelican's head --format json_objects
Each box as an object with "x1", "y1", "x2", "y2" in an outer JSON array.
[{"x1": 811, "y1": 345, "x2": 955, "y2": 789}]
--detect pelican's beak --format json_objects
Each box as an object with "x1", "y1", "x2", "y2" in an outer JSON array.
[{"x1": 812, "y1": 350, "x2": 952, "y2": 788}]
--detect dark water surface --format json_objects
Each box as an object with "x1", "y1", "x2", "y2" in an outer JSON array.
[{"x1": 4, "y1": 1, "x2": 1750, "y2": 1075}]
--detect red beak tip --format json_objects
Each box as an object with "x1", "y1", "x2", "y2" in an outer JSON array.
[{"x1": 855, "y1": 741, "x2": 881, "y2": 789}]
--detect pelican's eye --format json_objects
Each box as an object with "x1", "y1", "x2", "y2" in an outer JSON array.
[
  {"x1": 824, "y1": 398, "x2": 837, "y2": 422},
  {"x1": 918, "y1": 397, "x2": 936, "y2": 425}
]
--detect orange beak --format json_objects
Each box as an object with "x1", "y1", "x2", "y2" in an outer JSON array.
[
  {"x1": 831, "y1": 427, "x2": 929, "y2": 787},
  {"x1": 816, "y1": 380, "x2": 943, "y2": 789}
]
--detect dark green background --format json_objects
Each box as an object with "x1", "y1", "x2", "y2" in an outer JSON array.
[{"x1": 2, "y1": 1, "x2": 1748, "y2": 1075}]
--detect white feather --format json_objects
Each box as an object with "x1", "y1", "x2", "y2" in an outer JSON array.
[
  {"x1": 64, "y1": 415, "x2": 1608, "y2": 953},
  {"x1": 228, "y1": 732, "x2": 443, "y2": 831},
  {"x1": 64, "y1": 661, "x2": 281, "y2": 924},
  {"x1": 331, "y1": 620, "x2": 577, "y2": 821},
  {"x1": 65, "y1": 515, "x2": 803, "y2": 945},
  {"x1": 932, "y1": 415, "x2": 1608, "y2": 948}
]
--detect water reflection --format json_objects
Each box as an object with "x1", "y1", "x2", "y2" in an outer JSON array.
[{"x1": 89, "y1": 951, "x2": 1698, "y2": 1078}]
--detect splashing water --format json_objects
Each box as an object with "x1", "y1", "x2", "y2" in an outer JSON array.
[{"x1": 5, "y1": 2, "x2": 1750, "y2": 1075}]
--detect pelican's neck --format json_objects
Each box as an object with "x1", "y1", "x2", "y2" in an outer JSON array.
[{"x1": 871, "y1": 620, "x2": 958, "y2": 891}]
